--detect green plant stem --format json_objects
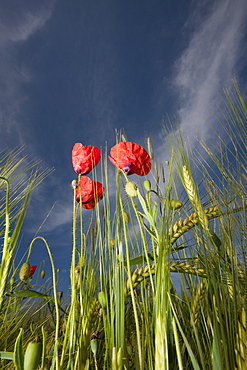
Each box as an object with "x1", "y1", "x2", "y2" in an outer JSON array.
[
  {"x1": 119, "y1": 195, "x2": 143, "y2": 370},
  {"x1": 0, "y1": 177, "x2": 11, "y2": 311},
  {"x1": 29, "y1": 237, "x2": 60, "y2": 370}
]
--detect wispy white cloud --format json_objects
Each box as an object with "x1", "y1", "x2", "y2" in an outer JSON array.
[
  {"x1": 0, "y1": 1, "x2": 56, "y2": 147},
  {"x1": 172, "y1": 0, "x2": 247, "y2": 140},
  {"x1": 0, "y1": 2, "x2": 55, "y2": 45}
]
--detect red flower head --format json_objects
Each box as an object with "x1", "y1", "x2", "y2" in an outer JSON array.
[
  {"x1": 108, "y1": 142, "x2": 151, "y2": 176},
  {"x1": 76, "y1": 176, "x2": 104, "y2": 209},
  {"x1": 72, "y1": 143, "x2": 101, "y2": 175},
  {"x1": 29, "y1": 265, "x2": 37, "y2": 277}
]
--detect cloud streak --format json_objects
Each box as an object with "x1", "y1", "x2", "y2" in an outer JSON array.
[
  {"x1": 0, "y1": 1, "x2": 56, "y2": 148},
  {"x1": 173, "y1": 0, "x2": 247, "y2": 139}
]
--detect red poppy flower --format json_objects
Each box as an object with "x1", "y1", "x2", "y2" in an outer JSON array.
[
  {"x1": 76, "y1": 176, "x2": 104, "y2": 209},
  {"x1": 72, "y1": 143, "x2": 101, "y2": 175},
  {"x1": 29, "y1": 265, "x2": 37, "y2": 277},
  {"x1": 108, "y1": 142, "x2": 151, "y2": 176}
]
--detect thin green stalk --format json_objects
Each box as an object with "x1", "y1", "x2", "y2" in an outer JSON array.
[
  {"x1": 119, "y1": 195, "x2": 143, "y2": 370},
  {"x1": 60, "y1": 186, "x2": 78, "y2": 368},
  {"x1": 0, "y1": 177, "x2": 11, "y2": 310},
  {"x1": 28, "y1": 236, "x2": 60, "y2": 370}
]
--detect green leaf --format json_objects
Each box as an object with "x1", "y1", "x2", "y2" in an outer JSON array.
[
  {"x1": 14, "y1": 328, "x2": 24, "y2": 370},
  {"x1": 142, "y1": 222, "x2": 158, "y2": 240},
  {"x1": 208, "y1": 229, "x2": 221, "y2": 249},
  {"x1": 124, "y1": 252, "x2": 156, "y2": 266},
  {"x1": 0, "y1": 352, "x2": 14, "y2": 360},
  {"x1": 5, "y1": 290, "x2": 67, "y2": 314}
]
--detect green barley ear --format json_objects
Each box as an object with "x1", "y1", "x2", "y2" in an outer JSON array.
[
  {"x1": 190, "y1": 281, "x2": 207, "y2": 326},
  {"x1": 182, "y1": 165, "x2": 209, "y2": 230},
  {"x1": 146, "y1": 136, "x2": 154, "y2": 159},
  {"x1": 235, "y1": 308, "x2": 247, "y2": 369},
  {"x1": 169, "y1": 206, "x2": 219, "y2": 246}
]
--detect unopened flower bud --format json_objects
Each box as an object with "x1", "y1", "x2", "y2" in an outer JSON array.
[
  {"x1": 23, "y1": 340, "x2": 42, "y2": 370},
  {"x1": 125, "y1": 182, "x2": 138, "y2": 197},
  {"x1": 71, "y1": 180, "x2": 78, "y2": 188},
  {"x1": 168, "y1": 199, "x2": 183, "y2": 210},
  {"x1": 143, "y1": 180, "x2": 151, "y2": 191},
  {"x1": 41, "y1": 270, "x2": 45, "y2": 279},
  {"x1": 19, "y1": 262, "x2": 31, "y2": 282}
]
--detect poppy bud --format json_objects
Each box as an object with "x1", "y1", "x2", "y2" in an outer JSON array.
[
  {"x1": 123, "y1": 211, "x2": 129, "y2": 223},
  {"x1": 19, "y1": 263, "x2": 31, "y2": 282},
  {"x1": 168, "y1": 199, "x2": 183, "y2": 210},
  {"x1": 143, "y1": 180, "x2": 151, "y2": 191},
  {"x1": 71, "y1": 180, "x2": 78, "y2": 188},
  {"x1": 23, "y1": 340, "x2": 42, "y2": 370},
  {"x1": 125, "y1": 182, "x2": 138, "y2": 197},
  {"x1": 41, "y1": 270, "x2": 45, "y2": 279}
]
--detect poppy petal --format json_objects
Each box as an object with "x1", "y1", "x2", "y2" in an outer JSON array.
[
  {"x1": 76, "y1": 176, "x2": 104, "y2": 208},
  {"x1": 108, "y1": 142, "x2": 151, "y2": 176},
  {"x1": 72, "y1": 143, "x2": 101, "y2": 175},
  {"x1": 29, "y1": 265, "x2": 37, "y2": 277}
]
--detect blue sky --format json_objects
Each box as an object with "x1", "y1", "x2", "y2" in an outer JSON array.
[{"x1": 1, "y1": 0, "x2": 247, "y2": 291}]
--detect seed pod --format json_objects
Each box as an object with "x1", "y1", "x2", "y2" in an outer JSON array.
[
  {"x1": 71, "y1": 180, "x2": 78, "y2": 188},
  {"x1": 41, "y1": 270, "x2": 45, "y2": 279},
  {"x1": 168, "y1": 199, "x2": 183, "y2": 210},
  {"x1": 24, "y1": 341, "x2": 42, "y2": 370},
  {"x1": 19, "y1": 262, "x2": 31, "y2": 282},
  {"x1": 125, "y1": 181, "x2": 138, "y2": 197},
  {"x1": 143, "y1": 180, "x2": 151, "y2": 191}
]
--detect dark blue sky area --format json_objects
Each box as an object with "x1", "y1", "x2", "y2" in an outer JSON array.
[{"x1": 20, "y1": 0, "x2": 189, "y2": 157}]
